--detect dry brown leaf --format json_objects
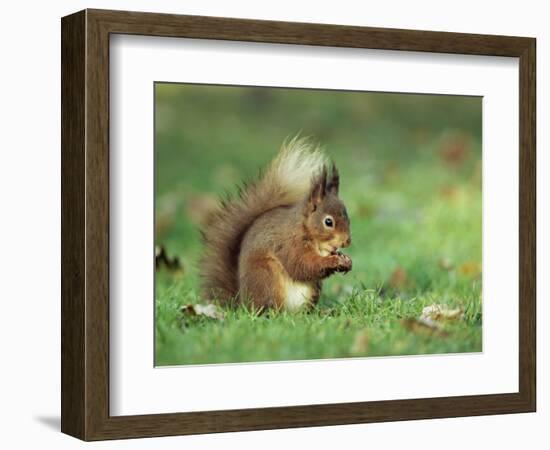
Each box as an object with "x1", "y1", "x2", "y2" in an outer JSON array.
[
  {"x1": 459, "y1": 261, "x2": 481, "y2": 278},
  {"x1": 421, "y1": 304, "x2": 463, "y2": 321},
  {"x1": 439, "y1": 185, "x2": 461, "y2": 203},
  {"x1": 155, "y1": 245, "x2": 183, "y2": 273},
  {"x1": 439, "y1": 132, "x2": 472, "y2": 168},
  {"x1": 350, "y1": 329, "x2": 370, "y2": 356},
  {"x1": 181, "y1": 303, "x2": 225, "y2": 321},
  {"x1": 389, "y1": 266, "x2": 410, "y2": 289},
  {"x1": 401, "y1": 317, "x2": 449, "y2": 338}
]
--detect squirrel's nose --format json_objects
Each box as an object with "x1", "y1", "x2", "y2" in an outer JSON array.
[{"x1": 342, "y1": 237, "x2": 351, "y2": 248}]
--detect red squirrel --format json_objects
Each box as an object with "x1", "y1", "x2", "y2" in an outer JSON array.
[{"x1": 200, "y1": 137, "x2": 352, "y2": 311}]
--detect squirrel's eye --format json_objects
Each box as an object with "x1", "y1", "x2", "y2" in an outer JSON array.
[{"x1": 324, "y1": 217, "x2": 334, "y2": 228}]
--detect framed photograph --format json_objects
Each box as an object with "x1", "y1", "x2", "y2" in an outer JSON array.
[{"x1": 61, "y1": 9, "x2": 536, "y2": 440}]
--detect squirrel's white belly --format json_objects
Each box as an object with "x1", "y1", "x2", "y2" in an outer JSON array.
[{"x1": 283, "y1": 280, "x2": 313, "y2": 311}]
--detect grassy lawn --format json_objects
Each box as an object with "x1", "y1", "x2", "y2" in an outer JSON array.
[{"x1": 154, "y1": 83, "x2": 482, "y2": 366}]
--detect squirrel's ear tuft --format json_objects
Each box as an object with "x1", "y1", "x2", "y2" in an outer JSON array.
[
  {"x1": 307, "y1": 167, "x2": 327, "y2": 213},
  {"x1": 326, "y1": 163, "x2": 339, "y2": 195}
]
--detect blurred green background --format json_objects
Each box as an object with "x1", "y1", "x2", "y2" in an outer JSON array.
[{"x1": 155, "y1": 83, "x2": 482, "y2": 366}]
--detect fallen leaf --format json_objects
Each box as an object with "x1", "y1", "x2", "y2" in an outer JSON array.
[
  {"x1": 439, "y1": 132, "x2": 472, "y2": 168},
  {"x1": 181, "y1": 303, "x2": 225, "y2": 321},
  {"x1": 389, "y1": 266, "x2": 410, "y2": 289},
  {"x1": 401, "y1": 317, "x2": 449, "y2": 338},
  {"x1": 421, "y1": 304, "x2": 463, "y2": 321},
  {"x1": 459, "y1": 261, "x2": 481, "y2": 278},
  {"x1": 155, "y1": 245, "x2": 183, "y2": 273},
  {"x1": 439, "y1": 185, "x2": 461, "y2": 203},
  {"x1": 350, "y1": 329, "x2": 370, "y2": 356}
]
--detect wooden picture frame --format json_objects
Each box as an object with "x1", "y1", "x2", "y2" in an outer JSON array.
[{"x1": 61, "y1": 8, "x2": 536, "y2": 441}]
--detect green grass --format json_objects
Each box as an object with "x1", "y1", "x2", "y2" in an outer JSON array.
[{"x1": 154, "y1": 83, "x2": 482, "y2": 366}]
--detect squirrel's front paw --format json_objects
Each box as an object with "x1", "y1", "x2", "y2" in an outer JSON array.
[
  {"x1": 334, "y1": 252, "x2": 352, "y2": 273},
  {"x1": 322, "y1": 253, "x2": 352, "y2": 278}
]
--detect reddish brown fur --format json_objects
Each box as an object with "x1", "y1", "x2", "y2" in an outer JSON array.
[
  {"x1": 239, "y1": 250, "x2": 286, "y2": 310},
  {"x1": 200, "y1": 140, "x2": 352, "y2": 309}
]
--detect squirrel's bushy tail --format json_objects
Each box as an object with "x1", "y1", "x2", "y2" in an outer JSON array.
[{"x1": 200, "y1": 137, "x2": 327, "y2": 303}]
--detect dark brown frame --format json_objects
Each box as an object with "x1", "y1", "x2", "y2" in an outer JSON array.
[{"x1": 61, "y1": 8, "x2": 536, "y2": 441}]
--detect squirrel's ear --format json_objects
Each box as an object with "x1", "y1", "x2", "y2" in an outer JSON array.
[
  {"x1": 307, "y1": 168, "x2": 327, "y2": 213},
  {"x1": 326, "y1": 163, "x2": 339, "y2": 195}
]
